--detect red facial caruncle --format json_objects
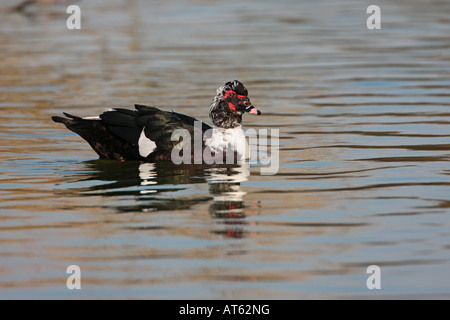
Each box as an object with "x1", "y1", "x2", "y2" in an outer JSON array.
[
  {"x1": 222, "y1": 89, "x2": 261, "y2": 115},
  {"x1": 223, "y1": 90, "x2": 237, "y2": 111}
]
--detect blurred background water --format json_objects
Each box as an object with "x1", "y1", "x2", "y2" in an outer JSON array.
[{"x1": 0, "y1": 0, "x2": 449, "y2": 299}]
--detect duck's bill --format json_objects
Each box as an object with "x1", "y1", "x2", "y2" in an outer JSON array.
[{"x1": 245, "y1": 105, "x2": 262, "y2": 115}]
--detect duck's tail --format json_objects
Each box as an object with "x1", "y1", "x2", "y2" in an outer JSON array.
[{"x1": 51, "y1": 111, "x2": 144, "y2": 160}]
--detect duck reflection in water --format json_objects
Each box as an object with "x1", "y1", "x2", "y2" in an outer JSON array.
[
  {"x1": 76, "y1": 160, "x2": 258, "y2": 238},
  {"x1": 206, "y1": 165, "x2": 251, "y2": 238}
]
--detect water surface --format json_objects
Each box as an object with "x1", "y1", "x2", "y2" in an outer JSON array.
[{"x1": 0, "y1": 0, "x2": 449, "y2": 299}]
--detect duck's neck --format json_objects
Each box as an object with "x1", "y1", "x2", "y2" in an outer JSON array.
[
  {"x1": 209, "y1": 101, "x2": 242, "y2": 129},
  {"x1": 214, "y1": 124, "x2": 242, "y2": 133}
]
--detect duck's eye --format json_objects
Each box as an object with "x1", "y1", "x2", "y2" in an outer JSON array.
[{"x1": 223, "y1": 90, "x2": 235, "y2": 100}]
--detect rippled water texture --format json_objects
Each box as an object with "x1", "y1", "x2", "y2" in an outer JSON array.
[{"x1": 1, "y1": 0, "x2": 449, "y2": 299}]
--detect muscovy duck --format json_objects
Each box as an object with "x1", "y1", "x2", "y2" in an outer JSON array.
[{"x1": 52, "y1": 80, "x2": 261, "y2": 162}]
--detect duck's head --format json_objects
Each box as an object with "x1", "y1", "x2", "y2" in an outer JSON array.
[{"x1": 209, "y1": 80, "x2": 261, "y2": 129}]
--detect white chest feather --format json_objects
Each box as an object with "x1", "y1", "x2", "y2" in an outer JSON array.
[{"x1": 205, "y1": 126, "x2": 248, "y2": 160}]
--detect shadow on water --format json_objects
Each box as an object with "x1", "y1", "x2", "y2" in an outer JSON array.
[{"x1": 72, "y1": 160, "x2": 254, "y2": 238}]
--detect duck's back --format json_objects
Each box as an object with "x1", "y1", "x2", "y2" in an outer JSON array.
[{"x1": 52, "y1": 105, "x2": 210, "y2": 161}]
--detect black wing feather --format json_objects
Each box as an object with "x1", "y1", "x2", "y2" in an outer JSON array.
[
  {"x1": 52, "y1": 105, "x2": 211, "y2": 161},
  {"x1": 134, "y1": 104, "x2": 210, "y2": 151},
  {"x1": 100, "y1": 108, "x2": 141, "y2": 147},
  {"x1": 170, "y1": 111, "x2": 212, "y2": 131}
]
